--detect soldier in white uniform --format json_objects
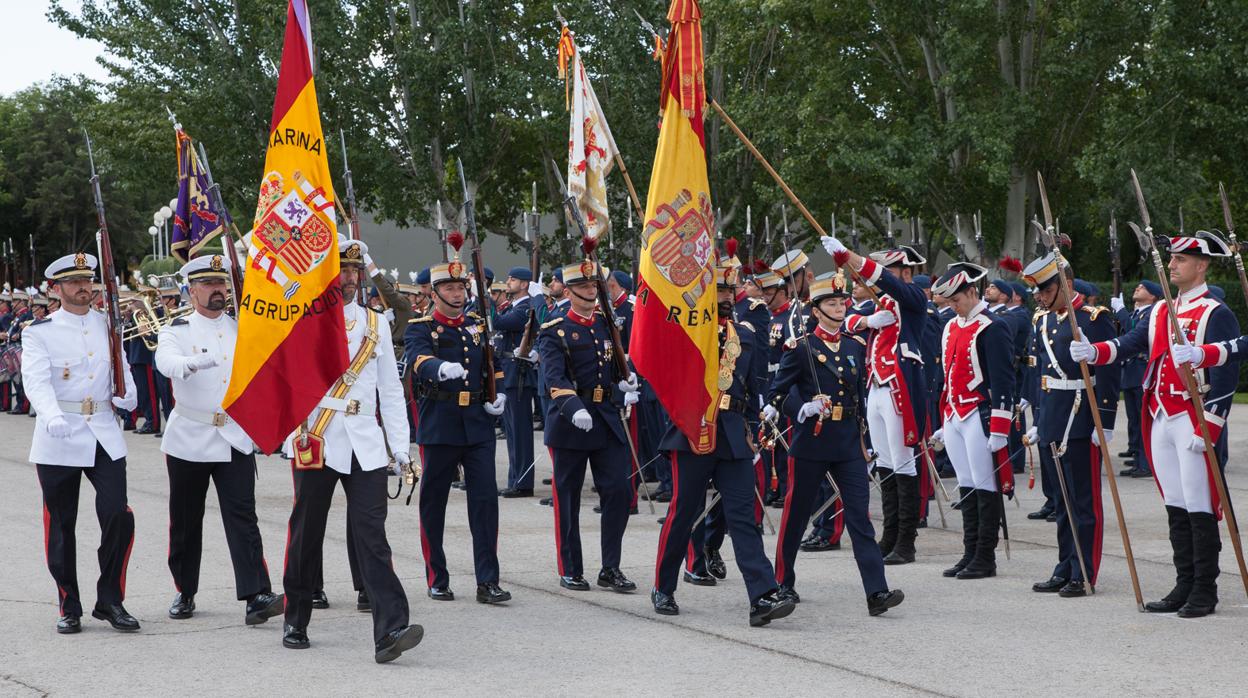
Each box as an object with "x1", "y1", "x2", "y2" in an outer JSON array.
[
  {"x1": 23, "y1": 252, "x2": 139, "y2": 634},
  {"x1": 280, "y1": 238, "x2": 422, "y2": 664},
  {"x1": 155, "y1": 254, "x2": 284, "y2": 624}
]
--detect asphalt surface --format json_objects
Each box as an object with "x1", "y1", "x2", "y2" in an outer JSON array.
[{"x1": 1, "y1": 405, "x2": 1246, "y2": 696}]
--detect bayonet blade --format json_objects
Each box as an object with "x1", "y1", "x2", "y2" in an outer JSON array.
[
  {"x1": 1127, "y1": 221, "x2": 1154, "y2": 253},
  {"x1": 1036, "y1": 172, "x2": 1055, "y2": 230},
  {"x1": 1130, "y1": 169, "x2": 1152, "y2": 231},
  {"x1": 1220, "y1": 182, "x2": 1235, "y2": 239}
]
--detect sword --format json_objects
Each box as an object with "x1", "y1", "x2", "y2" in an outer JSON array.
[
  {"x1": 620, "y1": 408, "x2": 656, "y2": 514},
  {"x1": 1049, "y1": 442, "x2": 1095, "y2": 593}
]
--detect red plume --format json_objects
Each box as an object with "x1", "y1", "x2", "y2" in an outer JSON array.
[
  {"x1": 580, "y1": 234, "x2": 598, "y2": 256},
  {"x1": 724, "y1": 238, "x2": 739, "y2": 258},
  {"x1": 446, "y1": 230, "x2": 464, "y2": 251},
  {"x1": 752, "y1": 259, "x2": 769, "y2": 273},
  {"x1": 998, "y1": 256, "x2": 1022, "y2": 273}
]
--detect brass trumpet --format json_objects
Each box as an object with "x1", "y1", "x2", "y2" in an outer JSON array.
[{"x1": 121, "y1": 280, "x2": 193, "y2": 350}]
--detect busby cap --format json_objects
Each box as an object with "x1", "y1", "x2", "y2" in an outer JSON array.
[
  {"x1": 932, "y1": 263, "x2": 987, "y2": 299},
  {"x1": 45, "y1": 252, "x2": 98, "y2": 281}
]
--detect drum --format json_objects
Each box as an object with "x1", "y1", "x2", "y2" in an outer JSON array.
[{"x1": 3, "y1": 343, "x2": 22, "y2": 385}]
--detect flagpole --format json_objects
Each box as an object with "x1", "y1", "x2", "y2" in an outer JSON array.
[{"x1": 614, "y1": 153, "x2": 645, "y2": 223}]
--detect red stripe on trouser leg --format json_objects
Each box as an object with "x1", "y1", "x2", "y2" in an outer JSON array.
[
  {"x1": 830, "y1": 497, "x2": 845, "y2": 543},
  {"x1": 1089, "y1": 444, "x2": 1104, "y2": 586},
  {"x1": 653, "y1": 452, "x2": 681, "y2": 588},
  {"x1": 146, "y1": 365, "x2": 160, "y2": 430},
  {"x1": 417, "y1": 445, "x2": 435, "y2": 587},
  {"x1": 119, "y1": 507, "x2": 136, "y2": 598},
  {"x1": 685, "y1": 540, "x2": 695, "y2": 573},
  {"x1": 548, "y1": 447, "x2": 565, "y2": 576},
  {"x1": 40, "y1": 495, "x2": 67, "y2": 615},
  {"x1": 774, "y1": 456, "x2": 798, "y2": 585}
]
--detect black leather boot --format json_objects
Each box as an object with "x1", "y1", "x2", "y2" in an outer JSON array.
[
  {"x1": 1178, "y1": 511, "x2": 1220, "y2": 618},
  {"x1": 884, "y1": 474, "x2": 919, "y2": 565},
  {"x1": 1145, "y1": 506, "x2": 1194, "y2": 613},
  {"x1": 956, "y1": 489, "x2": 998, "y2": 579},
  {"x1": 877, "y1": 469, "x2": 899, "y2": 557},
  {"x1": 943, "y1": 487, "x2": 977, "y2": 577}
]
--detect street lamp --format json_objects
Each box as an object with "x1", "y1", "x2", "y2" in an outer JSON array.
[{"x1": 148, "y1": 225, "x2": 158, "y2": 260}]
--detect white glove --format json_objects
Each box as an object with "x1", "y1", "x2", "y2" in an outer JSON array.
[
  {"x1": 930, "y1": 428, "x2": 944, "y2": 445},
  {"x1": 528, "y1": 281, "x2": 544, "y2": 299},
  {"x1": 987, "y1": 433, "x2": 1008, "y2": 452},
  {"x1": 438, "y1": 362, "x2": 467, "y2": 381},
  {"x1": 1019, "y1": 398, "x2": 1030, "y2": 411},
  {"x1": 762, "y1": 404, "x2": 779, "y2": 423},
  {"x1": 571, "y1": 409, "x2": 593, "y2": 431},
  {"x1": 1024, "y1": 426, "x2": 1038, "y2": 445},
  {"x1": 1069, "y1": 340, "x2": 1095, "y2": 364},
  {"x1": 797, "y1": 399, "x2": 824, "y2": 424},
  {"x1": 484, "y1": 393, "x2": 507, "y2": 416},
  {"x1": 384, "y1": 308, "x2": 395, "y2": 323},
  {"x1": 1093, "y1": 429, "x2": 1113, "y2": 447},
  {"x1": 866, "y1": 311, "x2": 897, "y2": 329},
  {"x1": 364, "y1": 252, "x2": 376, "y2": 271},
  {"x1": 1185, "y1": 435, "x2": 1207, "y2": 453},
  {"x1": 46, "y1": 415, "x2": 72, "y2": 439},
  {"x1": 820, "y1": 235, "x2": 848, "y2": 257},
  {"x1": 112, "y1": 391, "x2": 137, "y2": 412},
  {"x1": 1110, "y1": 294, "x2": 1125, "y2": 313},
  {"x1": 623, "y1": 391, "x2": 639, "y2": 407},
  {"x1": 393, "y1": 451, "x2": 411, "y2": 466},
  {"x1": 1171, "y1": 343, "x2": 1203, "y2": 366},
  {"x1": 618, "y1": 372, "x2": 639, "y2": 394},
  {"x1": 188, "y1": 353, "x2": 218, "y2": 373}
]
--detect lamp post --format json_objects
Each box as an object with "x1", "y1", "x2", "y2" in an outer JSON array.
[{"x1": 148, "y1": 225, "x2": 158, "y2": 260}]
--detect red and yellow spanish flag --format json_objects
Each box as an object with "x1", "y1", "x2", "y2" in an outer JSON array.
[
  {"x1": 631, "y1": 0, "x2": 719, "y2": 454},
  {"x1": 223, "y1": 0, "x2": 348, "y2": 452}
]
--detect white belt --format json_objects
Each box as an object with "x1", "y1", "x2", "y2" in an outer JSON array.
[
  {"x1": 317, "y1": 395, "x2": 375, "y2": 416},
  {"x1": 767, "y1": 363, "x2": 780, "y2": 373},
  {"x1": 1042, "y1": 376, "x2": 1093, "y2": 391},
  {"x1": 174, "y1": 405, "x2": 232, "y2": 427},
  {"x1": 58, "y1": 398, "x2": 105, "y2": 415}
]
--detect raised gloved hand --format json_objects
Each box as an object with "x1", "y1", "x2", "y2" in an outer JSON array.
[
  {"x1": 363, "y1": 251, "x2": 376, "y2": 272},
  {"x1": 987, "y1": 433, "x2": 1009, "y2": 452},
  {"x1": 866, "y1": 311, "x2": 897, "y2": 330},
  {"x1": 820, "y1": 235, "x2": 850, "y2": 268},
  {"x1": 618, "y1": 372, "x2": 639, "y2": 394},
  {"x1": 930, "y1": 428, "x2": 944, "y2": 445},
  {"x1": 438, "y1": 362, "x2": 467, "y2": 381},
  {"x1": 484, "y1": 393, "x2": 507, "y2": 416},
  {"x1": 46, "y1": 415, "x2": 72, "y2": 439},
  {"x1": 528, "y1": 279, "x2": 545, "y2": 299},
  {"x1": 188, "y1": 353, "x2": 218, "y2": 373},
  {"x1": 1024, "y1": 425, "x2": 1038, "y2": 445},
  {"x1": 797, "y1": 399, "x2": 825, "y2": 424},
  {"x1": 623, "y1": 391, "x2": 639, "y2": 407},
  {"x1": 1110, "y1": 294, "x2": 1125, "y2": 313},
  {"x1": 1092, "y1": 429, "x2": 1113, "y2": 447},
  {"x1": 1170, "y1": 343, "x2": 1203, "y2": 366},
  {"x1": 571, "y1": 409, "x2": 593, "y2": 432},
  {"x1": 1069, "y1": 340, "x2": 1095, "y2": 364},
  {"x1": 1185, "y1": 435, "x2": 1207, "y2": 453},
  {"x1": 761, "y1": 404, "x2": 779, "y2": 423},
  {"x1": 112, "y1": 390, "x2": 137, "y2": 412}
]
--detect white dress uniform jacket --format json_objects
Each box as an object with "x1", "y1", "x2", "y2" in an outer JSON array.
[
  {"x1": 283, "y1": 302, "x2": 409, "y2": 474},
  {"x1": 155, "y1": 311, "x2": 255, "y2": 462},
  {"x1": 22, "y1": 308, "x2": 137, "y2": 467}
]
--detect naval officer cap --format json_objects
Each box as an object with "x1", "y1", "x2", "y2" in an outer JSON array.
[
  {"x1": 45, "y1": 252, "x2": 98, "y2": 281},
  {"x1": 179, "y1": 254, "x2": 232, "y2": 284}
]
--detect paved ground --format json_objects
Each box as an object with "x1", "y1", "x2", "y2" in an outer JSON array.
[{"x1": 1, "y1": 405, "x2": 1247, "y2": 697}]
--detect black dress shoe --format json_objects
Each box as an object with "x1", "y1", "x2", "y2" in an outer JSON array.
[
  {"x1": 375, "y1": 624, "x2": 424, "y2": 664},
  {"x1": 597, "y1": 567, "x2": 637, "y2": 593},
  {"x1": 427, "y1": 586, "x2": 455, "y2": 601},
  {"x1": 123, "y1": 422, "x2": 135, "y2": 431},
  {"x1": 799, "y1": 535, "x2": 841, "y2": 552},
  {"x1": 1145, "y1": 597, "x2": 1186, "y2": 613},
  {"x1": 246, "y1": 592, "x2": 285, "y2": 625},
  {"x1": 592, "y1": 503, "x2": 639, "y2": 514},
  {"x1": 1177, "y1": 601, "x2": 1216, "y2": 618},
  {"x1": 705, "y1": 548, "x2": 727, "y2": 579},
  {"x1": 651, "y1": 589, "x2": 679, "y2": 615},
  {"x1": 1117, "y1": 450, "x2": 1134, "y2": 459},
  {"x1": 1118, "y1": 465, "x2": 1137, "y2": 476},
  {"x1": 542, "y1": 478, "x2": 552, "y2": 485},
  {"x1": 169, "y1": 593, "x2": 195, "y2": 619},
  {"x1": 559, "y1": 575, "x2": 590, "y2": 591},
  {"x1": 135, "y1": 423, "x2": 156, "y2": 434},
  {"x1": 657, "y1": 516, "x2": 666, "y2": 525},
  {"x1": 539, "y1": 497, "x2": 554, "y2": 506},
  {"x1": 476, "y1": 582, "x2": 512, "y2": 604},
  {"x1": 153, "y1": 431, "x2": 163, "y2": 438},
  {"x1": 356, "y1": 590, "x2": 371, "y2": 612},
  {"x1": 1058, "y1": 580, "x2": 1087, "y2": 598},
  {"x1": 882, "y1": 549, "x2": 915, "y2": 565},
  {"x1": 282, "y1": 624, "x2": 310, "y2": 649},
  {"x1": 311, "y1": 590, "x2": 329, "y2": 609},
  {"x1": 867, "y1": 589, "x2": 904, "y2": 616},
  {"x1": 917, "y1": 518, "x2": 928, "y2": 529},
  {"x1": 1032, "y1": 576, "x2": 1069, "y2": 593},
  {"x1": 92, "y1": 603, "x2": 140, "y2": 632},
  {"x1": 776, "y1": 585, "x2": 801, "y2": 604},
  {"x1": 938, "y1": 468, "x2": 957, "y2": 479},
  {"x1": 499, "y1": 487, "x2": 534, "y2": 498},
  {"x1": 1027, "y1": 505, "x2": 1054, "y2": 520},
  {"x1": 1130, "y1": 468, "x2": 1152, "y2": 478},
  {"x1": 56, "y1": 614, "x2": 81, "y2": 634},
  {"x1": 1045, "y1": 512, "x2": 1057, "y2": 523},
  {"x1": 956, "y1": 565, "x2": 996, "y2": 580},
  {"x1": 749, "y1": 591, "x2": 795, "y2": 627},
  {"x1": 683, "y1": 570, "x2": 717, "y2": 586},
  {"x1": 653, "y1": 490, "x2": 672, "y2": 503}
]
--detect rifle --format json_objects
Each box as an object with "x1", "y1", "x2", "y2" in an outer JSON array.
[
  {"x1": 973, "y1": 211, "x2": 986, "y2": 294},
  {"x1": 339, "y1": 129, "x2": 376, "y2": 308},
  {"x1": 745, "y1": 205, "x2": 754, "y2": 272},
  {"x1": 83, "y1": 130, "x2": 127, "y2": 397},
  {"x1": 435, "y1": 200, "x2": 448, "y2": 262},
  {"x1": 1109, "y1": 214, "x2": 1122, "y2": 299},
  {"x1": 549, "y1": 160, "x2": 629, "y2": 379},
  {"x1": 849, "y1": 209, "x2": 860, "y2": 299},
  {"x1": 885, "y1": 207, "x2": 896, "y2": 249},
  {"x1": 1219, "y1": 182, "x2": 1248, "y2": 312},
  {"x1": 456, "y1": 158, "x2": 497, "y2": 403},
  {"x1": 517, "y1": 181, "x2": 541, "y2": 360},
  {"x1": 2, "y1": 239, "x2": 8, "y2": 291},
  {"x1": 192, "y1": 141, "x2": 247, "y2": 315},
  {"x1": 956, "y1": 214, "x2": 966, "y2": 262},
  {"x1": 28, "y1": 234, "x2": 35, "y2": 295}
]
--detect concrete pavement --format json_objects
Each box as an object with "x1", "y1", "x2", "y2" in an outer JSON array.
[{"x1": 0, "y1": 404, "x2": 1246, "y2": 696}]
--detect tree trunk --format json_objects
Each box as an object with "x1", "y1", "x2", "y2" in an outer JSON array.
[{"x1": 1003, "y1": 163, "x2": 1029, "y2": 259}]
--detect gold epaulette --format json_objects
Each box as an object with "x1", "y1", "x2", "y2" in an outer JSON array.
[
  {"x1": 1081, "y1": 305, "x2": 1106, "y2": 321},
  {"x1": 1033, "y1": 309, "x2": 1048, "y2": 323},
  {"x1": 738, "y1": 320, "x2": 755, "y2": 332},
  {"x1": 850, "y1": 334, "x2": 867, "y2": 346},
  {"x1": 409, "y1": 316, "x2": 433, "y2": 324},
  {"x1": 748, "y1": 298, "x2": 766, "y2": 310},
  {"x1": 541, "y1": 317, "x2": 564, "y2": 329}
]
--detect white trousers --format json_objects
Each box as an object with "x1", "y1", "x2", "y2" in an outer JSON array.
[
  {"x1": 867, "y1": 384, "x2": 915, "y2": 476},
  {"x1": 1150, "y1": 412, "x2": 1213, "y2": 514},
  {"x1": 943, "y1": 411, "x2": 997, "y2": 493}
]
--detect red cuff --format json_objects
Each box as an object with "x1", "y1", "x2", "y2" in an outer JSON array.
[
  {"x1": 1202, "y1": 411, "x2": 1224, "y2": 444},
  {"x1": 859, "y1": 257, "x2": 882, "y2": 285},
  {"x1": 990, "y1": 414, "x2": 1011, "y2": 436},
  {"x1": 845, "y1": 315, "x2": 865, "y2": 333},
  {"x1": 1199, "y1": 344, "x2": 1223, "y2": 368}
]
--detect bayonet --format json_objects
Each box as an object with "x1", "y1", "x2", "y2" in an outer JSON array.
[{"x1": 457, "y1": 158, "x2": 498, "y2": 402}]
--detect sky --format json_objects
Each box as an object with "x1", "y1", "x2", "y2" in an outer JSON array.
[{"x1": 0, "y1": 1, "x2": 110, "y2": 96}]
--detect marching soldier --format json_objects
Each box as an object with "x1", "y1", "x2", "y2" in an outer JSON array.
[
  {"x1": 24, "y1": 253, "x2": 139, "y2": 634},
  {"x1": 405, "y1": 253, "x2": 511, "y2": 604},
  {"x1": 1111, "y1": 281, "x2": 1161, "y2": 478},
  {"x1": 766, "y1": 271, "x2": 904, "y2": 615},
  {"x1": 651, "y1": 255, "x2": 793, "y2": 626},
  {"x1": 536, "y1": 258, "x2": 637, "y2": 593},
  {"x1": 1072, "y1": 230, "x2": 1238, "y2": 618},
  {"x1": 155, "y1": 254, "x2": 284, "y2": 623},
  {"x1": 128, "y1": 293, "x2": 162, "y2": 435},
  {"x1": 928, "y1": 263, "x2": 1014, "y2": 580},
  {"x1": 9, "y1": 287, "x2": 32, "y2": 414},
  {"x1": 1022, "y1": 254, "x2": 1119, "y2": 598},
  {"x1": 494, "y1": 266, "x2": 543, "y2": 498},
  {"x1": 281, "y1": 238, "x2": 421, "y2": 663},
  {"x1": 821, "y1": 235, "x2": 929, "y2": 566}
]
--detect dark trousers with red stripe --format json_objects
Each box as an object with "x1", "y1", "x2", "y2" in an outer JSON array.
[
  {"x1": 36, "y1": 445, "x2": 134, "y2": 617},
  {"x1": 166, "y1": 451, "x2": 271, "y2": 600},
  {"x1": 503, "y1": 386, "x2": 536, "y2": 490},
  {"x1": 283, "y1": 457, "x2": 409, "y2": 643},
  {"x1": 154, "y1": 371, "x2": 174, "y2": 418},
  {"x1": 312, "y1": 486, "x2": 365, "y2": 594},
  {"x1": 418, "y1": 442, "x2": 501, "y2": 588},
  {"x1": 655, "y1": 452, "x2": 776, "y2": 602},
  {"x1": 1043, "y1": 438, "x2": 1103, "y2": 584},
  {"x1": 808, "y1": 477, "x2": 845, "y2": 542},
  {"x1": 777, "y1": 456, "x2": 887, "y2": 595},
  {"x1": 0, "y1": 379, "x2": 10, "y2": 410},
  {"x1": 550, "y1": 445, "x2": 630, "y2": 577},
  {"x1": 133, "y1": 364, "x2": 159, "y2": 429}
]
